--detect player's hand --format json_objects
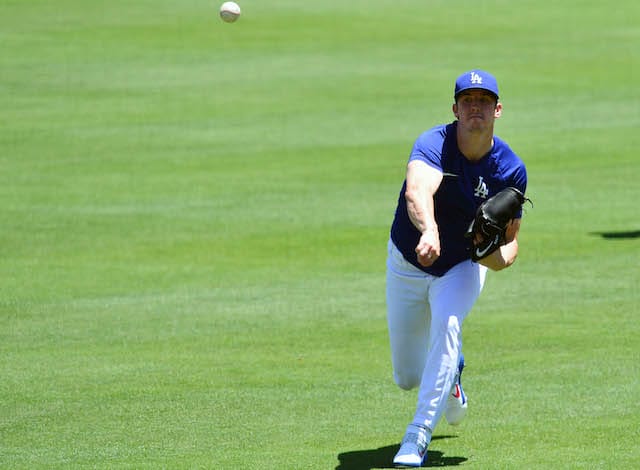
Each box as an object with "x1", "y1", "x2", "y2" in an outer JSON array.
[
  {"x1": 473, "y1": 219, "x2": 515, "y2": 245},
  {"x1": 415, "y1": 228, "x2": 440, "y2": 267}
]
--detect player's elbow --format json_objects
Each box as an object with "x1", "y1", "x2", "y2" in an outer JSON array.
[{"x1": 404, "y1": 185, "x2": 420, "y2": 207}]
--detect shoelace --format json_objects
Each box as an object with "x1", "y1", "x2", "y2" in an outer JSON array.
[{"x1": 402, "y1": 429, "x2": 428, "y2": 453}]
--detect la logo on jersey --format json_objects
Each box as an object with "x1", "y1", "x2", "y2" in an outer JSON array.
[
  {"x1": 470, "y1": 72, "x2": 483, "y2": 85},
  {"x1": 474, "y1": 176, "x2": 489, "y2": 198}
]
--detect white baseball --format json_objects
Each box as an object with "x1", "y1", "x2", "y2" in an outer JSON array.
[{"x1": 219, "y1": 2, "x2": 241, "y2": 23}]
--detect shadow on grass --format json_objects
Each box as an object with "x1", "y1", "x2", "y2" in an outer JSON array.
[
  {"x1": 336, "y1": 436, "x2": 467, "y2": 469},
  {"x1": 591, "y1": 230, "x2": 640, "y2": 239}
]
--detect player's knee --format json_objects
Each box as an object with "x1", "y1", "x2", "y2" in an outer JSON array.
[{"x1": 394, "y1": 372, "x2": 420, "y2": 391}]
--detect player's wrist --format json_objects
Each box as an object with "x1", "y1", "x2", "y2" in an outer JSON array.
[{"x1": 422, "y1": 224, "x2": 438, "y2": 235}]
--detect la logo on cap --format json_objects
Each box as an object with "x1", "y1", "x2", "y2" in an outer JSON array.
[
  {"x1": 470, "y1": 72, "x2": 483, "y2": 84},
  {"x1": 454, "y1": 69, "x2": 499, "y2": 99}
]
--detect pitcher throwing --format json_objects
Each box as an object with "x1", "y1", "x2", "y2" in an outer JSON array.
[{"x1": 386, "y1": 70, "x2": 530, "y2": 467}]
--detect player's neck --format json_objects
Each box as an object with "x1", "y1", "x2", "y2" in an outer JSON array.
[{"x1": 457, "y1": 130, "x2": 494, "y2": 161}]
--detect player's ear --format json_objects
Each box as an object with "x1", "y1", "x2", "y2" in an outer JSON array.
[
  {"x1": 452, "y1": 103, "x2": 459, "y2": 119},
  {"x1": 494, "y1": 101, "x2": 502, "y2": 119}
]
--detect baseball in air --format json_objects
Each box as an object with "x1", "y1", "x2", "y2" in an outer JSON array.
[{"x1": 219, "y1": 2, "x2": 241, "y2": 23}]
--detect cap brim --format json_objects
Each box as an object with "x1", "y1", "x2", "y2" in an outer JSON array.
[{"x1": 455, "y1": 87, "x2": 499, "y2": 100}]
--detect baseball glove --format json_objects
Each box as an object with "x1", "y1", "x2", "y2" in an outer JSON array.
[{"x1": 465, "y1": 187, "x2": 531, "y2": 261}]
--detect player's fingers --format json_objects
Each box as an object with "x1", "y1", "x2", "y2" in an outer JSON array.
[
  {"x1": 417, "y1": 254, "x2": 430, "y2": 267},
  {"x1": 417, "y1": 250, "x2": 438, "y2": 267}
]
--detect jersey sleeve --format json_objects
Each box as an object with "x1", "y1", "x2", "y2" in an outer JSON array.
[
  {"x1": 513, "y1": 166, "x2": 527, "y2": 193},
  {"x1": 408, "y1": 127, "x2": 445, "y2": 172},
  {"x1": 506, "y1": 157, "x2": 528, "y2": 218},
  {"x1": 492, "y1": 136, "x2": 528, "y2": 218}
]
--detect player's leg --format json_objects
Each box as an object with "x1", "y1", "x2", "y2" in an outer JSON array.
[
  {"x1": 412, "y1": 260, "x2": 487, "y2": 431},
  {"x1": 385, "y1": 240, "x2": 433, "y2": 390},
  {"x1": 386, "y1": 240, "x2": 435, "y2": 467}
]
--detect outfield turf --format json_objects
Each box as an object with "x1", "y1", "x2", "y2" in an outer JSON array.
[{"x1": 1, "y1": 0, "x2": 639, "y2": 468}]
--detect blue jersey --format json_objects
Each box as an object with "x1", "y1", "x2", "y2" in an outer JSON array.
[{"x1": 390, "y1": 121, "x2": 527, "y2": 277}]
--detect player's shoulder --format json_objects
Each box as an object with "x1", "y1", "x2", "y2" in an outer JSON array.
[
  {"x1": 417, "y1": 122, "x2": 454, "y2": 142},
  {"x1": 413, "y1": 122, "x2": 455, "y2": 156},
  {"x1": 492, "y1": 135, "x2": 527, "y2": 187},
  {"x1": 493, "y1": 136, "x2": 525, "y2": 167}
]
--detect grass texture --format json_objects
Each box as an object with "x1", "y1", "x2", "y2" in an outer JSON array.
[{"x1": 1, "y1": 0, "x2": 639, "y2": 468}]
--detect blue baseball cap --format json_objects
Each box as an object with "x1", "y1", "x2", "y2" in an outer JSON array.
[{"x1": 454, "y1": 70, "x2": 499, "y2": 100}]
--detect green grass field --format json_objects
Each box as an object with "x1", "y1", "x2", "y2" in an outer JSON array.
[{"x1": 2, "y1": 0, "x2": 639, "y2": 468}]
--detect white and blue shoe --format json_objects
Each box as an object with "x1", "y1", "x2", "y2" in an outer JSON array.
[
  {"x1": 445, "y1": 353, "x2": 468, "y2": 426},
  {"x1": 393, "y1": 423, "x2": 429, "y2": 467}
]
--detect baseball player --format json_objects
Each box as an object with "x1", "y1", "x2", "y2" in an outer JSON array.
[{"x1": 387, "y1": 70, "x2": 529, "y2": 467}]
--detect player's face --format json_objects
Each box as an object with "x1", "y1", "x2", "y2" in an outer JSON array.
[{"x1": 453, "y1": 90, "x2": 501, "y2": 131}]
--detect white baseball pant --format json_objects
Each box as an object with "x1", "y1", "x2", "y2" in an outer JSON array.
[{"x1": 386, "y1": 239, "x2": 487, "y2": 432}]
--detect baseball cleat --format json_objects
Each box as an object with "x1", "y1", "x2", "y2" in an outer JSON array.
[
  {"x1": 445, "y1": 353, "x2": 468, "y2": 426},
  {"x1": 393, "y1": 423, "x2": 429, "y2": 467}
]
